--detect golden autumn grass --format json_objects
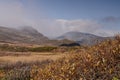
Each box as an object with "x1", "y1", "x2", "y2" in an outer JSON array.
[
  {"x1": 0, "y1": 52, "x2": 68, "y2": 80},
  {"x1": 0, "y1": 35, "x2": 120, "y2": 80},
  {"x1": 0, "y1": 52, "x2": 66, "y2": 64}
]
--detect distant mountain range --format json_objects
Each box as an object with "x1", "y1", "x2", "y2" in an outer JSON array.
[
  {"x1": 56, "y1": 31, "x2": 112, "y2": 45},
  {"x1": 0, "y1": 26, "x2": 73, "y2": 46},
  {"x1": 0, "y1": 26, "x2": 112, "y2": 46}
]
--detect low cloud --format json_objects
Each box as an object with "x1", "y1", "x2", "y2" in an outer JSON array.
[
  {"x1": 0, "y1": 1, "x2": 117, "y2": 37},
  {"x1": 0, "y1": 0, "x2": 41, "y2": 28},
  {"x1": 93, "y1": 29, "x2": 117, "y2": 37},
  {"x1": 32, "y1": 19, "x2": 101, "y2": 37},
  {"x1": 56, "y1": 19, "x2": 100, "y2": 32},
  {"x1": 35, "y1": 19, "x2": 116, "y2": 37},
  {"x1": 0, "y1": 1, "x2": 27, "y2": 27},
  {"x1": 102, "y1": 16, "x2": 120, "y2": 23}
]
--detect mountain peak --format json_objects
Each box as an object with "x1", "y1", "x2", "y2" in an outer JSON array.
[
  {"x1": 19, "y1": 26, "x2": 38, "y2": 34},
  {"x1": 0, "y1": 26, "x2": 48, "y2": 44},
  {"x1": 56, "y1": 31, "x2": 108, "y2": 45}
]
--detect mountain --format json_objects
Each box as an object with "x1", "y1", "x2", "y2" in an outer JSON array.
[
  {"x1": 0, "y1": 26, "x2": 49, "y2": 45},
  {"x1": 0, "y1": 26, "x2": 75, "y2": 46},
  {"x1": 0, "y1": 26, "x2": 112, "y2": 46},
  {"x1": 56, "y1": 31, "x2": 111, "y2": 45}
]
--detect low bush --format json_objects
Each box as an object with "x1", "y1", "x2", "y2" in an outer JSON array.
[{"x1": 30, "y1": 36, "x2": 120, "y2": 80}]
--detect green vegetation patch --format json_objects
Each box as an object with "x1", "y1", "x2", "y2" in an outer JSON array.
[
  {"x1": 29, "y1": 46, "x2": 57, "y2": 52},
  {"x1": 0, "y1": 44, "x2": 57, "y2": 52}
]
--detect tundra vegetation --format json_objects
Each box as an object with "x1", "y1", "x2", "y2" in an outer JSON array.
[{"x1": 0, "y1": 35, "x2": 120, "y2": 80}]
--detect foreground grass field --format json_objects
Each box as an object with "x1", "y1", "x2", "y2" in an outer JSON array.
[
  {"x1": 0, "y1": 52, "x2": 67, "y2": 80},
  {"x1": 0, "y1": 35, "x2": 120, "y2": 80},
  {"x1": 0, "y1": 52, "x2": 66, "y2": 64}
]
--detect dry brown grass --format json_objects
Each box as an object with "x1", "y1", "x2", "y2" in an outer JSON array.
[{"x1": 0, "y1": 52, "x2": 67, "y2": 65}]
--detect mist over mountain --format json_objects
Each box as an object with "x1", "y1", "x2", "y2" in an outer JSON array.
[
  {"x1": 0, "y1": 26, "x2": 75, "y2": 46},
  {"x1": 0, "y1": 26, "x2": 113, "y2": 46},
  {"x1": 0, "y1": 26, "x2": 49, "y2": 44},
  {"x1": 56, "y1": 31, "x2": 112, "y2": 45}
]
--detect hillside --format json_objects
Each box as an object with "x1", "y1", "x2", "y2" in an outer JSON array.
[
  {"x1": 0, "y1": 26, "x2": 49, "y2": 44},
  {"x1": 57, "y1": 31, "x2": 111, "y2": 45},
  {"x1": 0, "y1": 26, "x2": 75, "y2": 46}
]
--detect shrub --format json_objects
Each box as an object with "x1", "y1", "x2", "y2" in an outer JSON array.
[{"x1": 30, "y1": 36, "x2": 120, "y2": 80}]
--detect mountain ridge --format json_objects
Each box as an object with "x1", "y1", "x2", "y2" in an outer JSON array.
[
  {"x1": 0, "y1": 26, "x2": 49, "y2": 44},
  {"x1": 56, "y1": 31, "x2": 112, "y2": 45},
  {"x1": 0, "y1": 26, "x2": 112, "y2": 46},
  {"x1": 0, "y1": 26, "x2": 74, "y2": 46}
]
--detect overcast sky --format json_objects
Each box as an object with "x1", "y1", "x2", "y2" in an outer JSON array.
[{"x1": 0, "y1": 0, "x2": 120, "y2": 37}]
